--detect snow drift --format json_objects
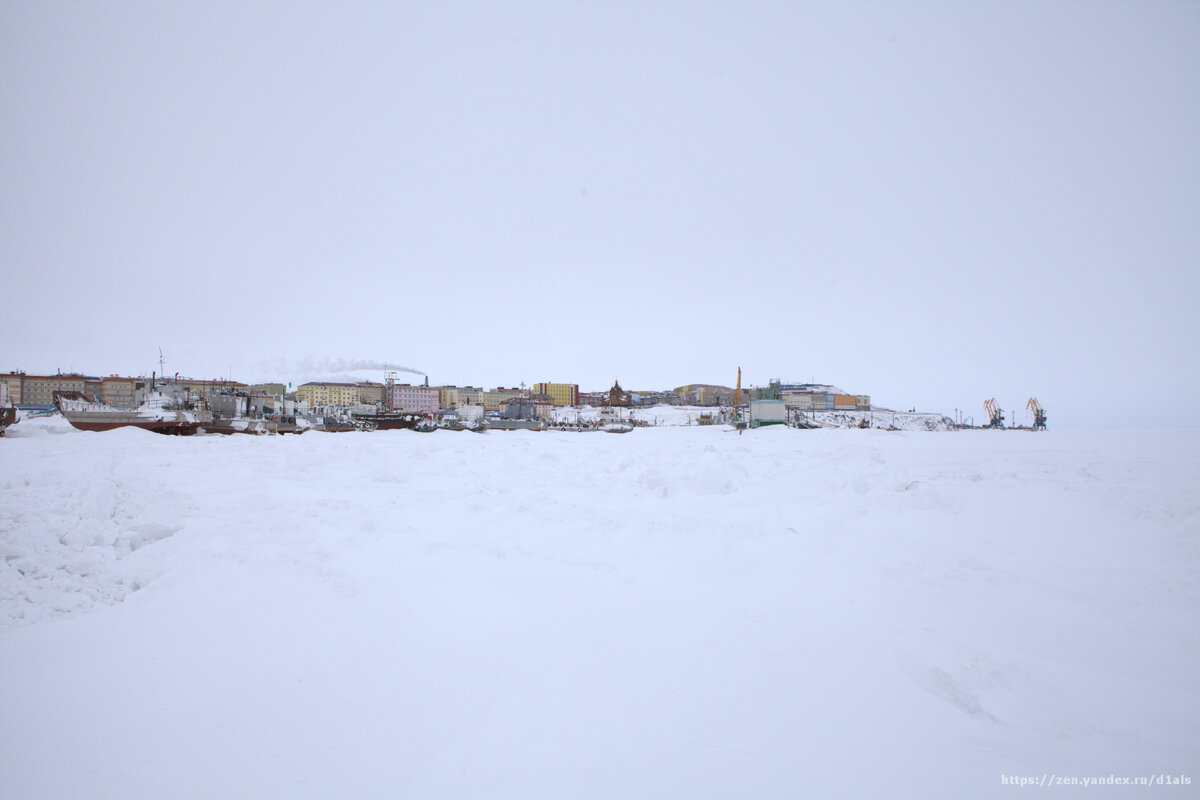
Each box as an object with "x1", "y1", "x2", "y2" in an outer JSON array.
[{"x1": 1, "y1": 423, "x2": 1197, "y2": 798}]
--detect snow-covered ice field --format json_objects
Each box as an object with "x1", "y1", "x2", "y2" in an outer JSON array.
[{"x1": 1, "y1": 420, "x2": 1197, "y2": 798}]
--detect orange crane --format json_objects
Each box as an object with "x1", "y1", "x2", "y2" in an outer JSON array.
[
  {"x1": 983, "y1": 398, "x2": 1005, "y2": 429},
  {"x1": 734, "y1": 367, "x2": 743, "y2": 407},
  {"x1": 1026, "y1": 398, "x2": 1047, "y2": 431}
]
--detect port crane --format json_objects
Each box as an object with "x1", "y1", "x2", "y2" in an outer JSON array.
[
  {"x1": 983, "y1": 398, "x2": 1005, "y2": 429},
  {"x1": 1026, "y1": 398, "x2": 1047, "y2": 431}
]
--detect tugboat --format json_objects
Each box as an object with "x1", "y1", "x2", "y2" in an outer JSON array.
[{"x1": 54, "y1": 374, "x2": 212, "y2": 435}]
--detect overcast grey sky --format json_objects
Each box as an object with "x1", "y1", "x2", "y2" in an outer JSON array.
[{"x1": 2, "y1": 0, "x2": 1197, "y2": 428}]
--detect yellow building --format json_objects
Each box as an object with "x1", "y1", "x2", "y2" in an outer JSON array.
[
  {"x1": 13, "y1": 374, "x2": 98, "y2": 407},
  {"x1": 456, "y1": 387, "x2": 484, "y2": 408},
  {"x1": 356, "y1": 382, "x2": 383, "y2": 406},
  {"x1": 438, "y1": 386, "x2": 459, "y2": 410},
  {"x1": 0, "y1": 373, "x2": 23, "y2": 405},
  {"x1": 532, "y1": 382, "x2": 579, "y2": 407},
  {"x1": 295, "y1": 382, "x2": 361, "y2": 408},
  {"x1": 481, "y1": 388, "x2": 526, "y2": 411},
  {"x1": 99, "y1": 376, "x2": 140, "y2": 406}
]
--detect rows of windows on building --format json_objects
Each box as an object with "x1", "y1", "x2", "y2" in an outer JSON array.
[{"x1": 1, "y1": 373, "x2": 868, "y2": 413}]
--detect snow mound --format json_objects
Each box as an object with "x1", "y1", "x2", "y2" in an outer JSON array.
[{"x1": 1, "y1": 428, "x2": 1197, "y2": 798}]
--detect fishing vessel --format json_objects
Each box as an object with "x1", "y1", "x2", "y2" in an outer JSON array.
[{"x1": 54, "y1": 376, "x2": 212, "y2": 435}]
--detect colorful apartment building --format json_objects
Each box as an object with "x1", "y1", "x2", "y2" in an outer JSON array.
[
  {"x1": 99, "y1": 376, "x2": 140, "y2": 406},
  {"x1": 437, "y1": 386, "x2": 459, "y2": 410},
  {"x1": 2, "y1": 372, "x2": 100, "y2": 408},
  {"x1": 357, "y1": 382, "x2": 384, "y2": 407},
  {"x1": 456, "y1": 387, "x2": 484, "y2": 408},
  {"x1": 532, "y1": 382, "x2": 579, "y2": 407},
  {"x1": 781, "y1": 391, "x2": 870, "y2": 412},
  {"x1": 0, "y1": 371, "x2": 231, "y2": 408},
  {"x1": 295, "y1": 382, "x2": 361, "y2": 408},
  {"x1": 0, "y1": 373, "x2": 23, "y2": 405},
  {"x1": 387, "y1": 384, "x2": 440, "y2": 414}
]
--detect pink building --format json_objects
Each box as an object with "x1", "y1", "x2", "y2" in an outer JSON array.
[{"x1": 387, "y1": 384, "x2": 440, "y2": 414}]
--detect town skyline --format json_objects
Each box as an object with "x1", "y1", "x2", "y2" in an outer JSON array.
[
  {"x1": 1, "y1": 366, "x2": 859, "y2": 404},
  {"x1": 3, "y1": 2, "x2": 1196, "y2": 431}
]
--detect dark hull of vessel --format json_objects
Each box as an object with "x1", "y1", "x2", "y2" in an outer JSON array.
[
  {"x1": 326, "y1": 417, "x2": 376, "y2": 432},
  {"x1": 204, "y1": 419, "x2": 268, "y2": 435},
  {"x1": 55, "y1": 387, "x2": 212, "y2": 436},
  {"x1": 65, "y1": 419, "x2": 207, "y2": 435},
  {"x1": 205, "y1": 419, "x2": 307, "y2": 435},
  {"x1": 488, "y1": 419, "x2": 544, "y2": 431},
  {"x1": 353, "y1": 412, "x2": 424, "y2": 431},
  {"x1": 0, "y1": 407, "x2": 17, "y2": 436}
]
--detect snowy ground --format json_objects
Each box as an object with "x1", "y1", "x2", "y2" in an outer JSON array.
[
  {"x1": 810, "y1": 408, "x2": 955, "y2": 431},
  {"x1": 555, "y1": 403, "x2": 955, "y2": 431},
  {"x1": 1, "y1": 422, "x2": 1197, "y2": 798}
]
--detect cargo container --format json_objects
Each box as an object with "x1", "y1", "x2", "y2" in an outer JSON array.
[{"x1": 749, "y1": 399, "x2": 787, "y2": 427}]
